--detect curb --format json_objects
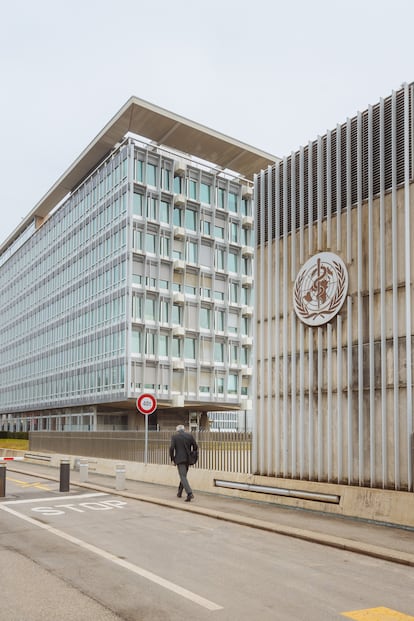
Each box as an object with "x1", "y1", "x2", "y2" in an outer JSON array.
[{"x1": 8, "y1": 466, "x2": 414, "y2": 568}]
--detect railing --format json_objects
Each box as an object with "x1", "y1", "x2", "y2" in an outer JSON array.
[{"x1": 29, "y1": 431, "x2": 252, "y2": 474}]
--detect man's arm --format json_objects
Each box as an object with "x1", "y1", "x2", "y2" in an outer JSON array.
[{"x1": 169, "y1": 436, "x2": 176, "y2": 462}]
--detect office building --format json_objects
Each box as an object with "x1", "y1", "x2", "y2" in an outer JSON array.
[{"x1": 0, "y1": 98, "x2": 276, "y2": 432}]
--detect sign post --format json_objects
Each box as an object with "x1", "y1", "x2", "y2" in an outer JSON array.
[{"x1": 136, "y1": 393, "x2": 157, "y2": 464}]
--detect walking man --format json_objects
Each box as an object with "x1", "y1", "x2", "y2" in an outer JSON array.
[{"x1": 169, "y1": 424, "x2": 198, "y2": 502}]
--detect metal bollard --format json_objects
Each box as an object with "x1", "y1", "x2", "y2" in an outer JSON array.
[
  {"x1": 79, "y1": 458, "x2": 89, "y2": 483},
  {"x1": 0, "y1": 464, "x2": 5, "y2": 498},
  {"x1": 59, "y1": 459, "x2": 70, "y2": 492},
  {"x1": 115, "y1": 463, "x2": 126, "y2": 491}
]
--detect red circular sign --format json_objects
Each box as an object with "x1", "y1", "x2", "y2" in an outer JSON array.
[{"x1": 136, "y1": 393, "x2": 157, "y2": 415}]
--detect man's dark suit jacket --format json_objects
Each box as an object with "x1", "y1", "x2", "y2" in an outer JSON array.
[{"x1": 169, "y1": 430, "x2": 198, "y2": 465}]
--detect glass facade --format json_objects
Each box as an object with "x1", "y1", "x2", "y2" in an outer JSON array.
[{"x1": 0, "y1": 135, "x2": 254, "y2": 429}]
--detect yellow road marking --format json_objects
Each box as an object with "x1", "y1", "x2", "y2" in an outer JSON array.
[
  {"x1": 342, "y1": 607, "x2": 414, "y2": 620},
  {"x1": 7, "y1": 476, "x2": 51, "y2": 491}
]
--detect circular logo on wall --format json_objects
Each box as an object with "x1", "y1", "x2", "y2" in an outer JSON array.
[{"x1": 293, "y1": 252, "x2": 348, "y2": 327}]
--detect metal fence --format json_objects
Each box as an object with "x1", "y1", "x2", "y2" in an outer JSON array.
[{"x1": 29, "y1": 431, "x2": 252, "y2": 474}]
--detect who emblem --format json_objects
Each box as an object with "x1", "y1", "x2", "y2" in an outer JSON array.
[{"x1": 293, "y1": 252, "x2": 348, "y2": 327}]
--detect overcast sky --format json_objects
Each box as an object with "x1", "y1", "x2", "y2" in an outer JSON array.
[{"x1": 1, "y1": 0, "x2": 414, "y2": 245}]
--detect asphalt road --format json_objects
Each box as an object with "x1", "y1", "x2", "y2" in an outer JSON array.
[{"x1": 1, "y1": 470, "x2": 414, "y2": 620}]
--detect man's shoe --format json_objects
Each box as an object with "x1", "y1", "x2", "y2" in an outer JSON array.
[
  {"x1": 185, "y1": 493, "x2": 194, "y2": 502},
  {"x1": 177, "y1": 492, "x2": 182, "y2": 498}
]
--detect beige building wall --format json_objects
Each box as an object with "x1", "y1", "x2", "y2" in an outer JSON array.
[{"x1": 254, "y1": 84, "x2": 414, "y2": 490}]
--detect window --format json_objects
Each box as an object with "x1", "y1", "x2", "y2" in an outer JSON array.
[
  {"x1": 145, "y1": 233, "x2": 156, "y2": 254},
  {"x1": 230, "y1": 222, "x2": 239, "y2": 243},
  {"x1": 203, "y1": 220, "x2": 211, "y2": 236},
  {"x1": 160, "y1": 235, "x2": 170, "y2": 258},
  {"x1": 131, "y1": 328, "x2": 141, "y2": 354},
  {"x1": 228, "y1": 374, "x2": 238, "y2": 394},
  {"x1": 214, "y1": 342, "x2": 224, "y2": 362},
  {"x1": 145, "y1": 332, "x2": 156, "y2": 354},
  {"x1": 184, "y1": 284, "x2": 196, "y2": 296},
  {"x1": 215, "y1": 248, "x2": 225, "y2": 270},
  {"x1": 217, "y1": 188, "x2": 225, "y2": 209},
  {"x1": 215, "y1": 309, "x2": 224, "y2": 331},
  {"x1": 214, "y1": 225, "x2": 224, "y2": 239},
  {"x1": 172, "y1": 336, "x2": 182, "y2": 357},
  {"x1": 159, "y1": 300, "x2": 169, "y2": 324},
  {"x1": 173, "y1": 207, "x2": 183, "y2": 226},
  {"x1": 216, "y1": 376, "x2": 224, "y2": 394},
  {"x1": 172, "y1": 304, "x2": 182, "y2": 325},
  {"x1": 228, "y1": 192, "x2": 238, "y2": 213},
  {"x1": 160, "y1": 200, "x2": 170, "y2": 224},
  {"x1": 162, "y1": 168, "x2": 170, "y2": 191},
  {"x1": 132, "y1": 295, "x2": 142, "y2": 320},
  {"x1": 133, "y1": 192, "x2": 143, "y2": 216},
  {"x1": 200, "y1": 307, "x2": 211, "y2": 329},
  {"x1": 230, "y1": 344, "x2": 239, "y2": 364},
  {"x1": 185, "y1": 208, "x2": 197, "y2": 231},
  {"x1": 200, "y1": 182, "x2": 211, "y2": 204},
  {"x1": 135, "y1": 160, "x2": 143, "y2": 182},
  {"x1": 133, "y1": 229, "x2": 142, "y2": 251},
  {"x1": 147, "y1": 163, "x2": 157, "y2": 187},
  {"x1": 145, "y1": 298, "x2": 156, "y2": 321},
  {"x1": 147, "y1": 197, "x2": 157, "y2": 220},
  {"x1": 230, "y1": 282, "x2": 239, "y2": 303},
  {"x1": 158, "y1": 334, "x2": 169, "y2": 356},
  {"x1": 187, "y1": 241, "x2": 198, "y2": 263},
  {"x1": 228, "y1": 251, "x2": 239, "y2": 273},
  {"x1": 174, "y1": 176, "x2": 183, "y2": 194},
  {"x1": 189, "y1": 179, "x2": 197, "y2": 200},
  {"x1": 184, "y1": 337, "x2": 196, "y2": 359}
]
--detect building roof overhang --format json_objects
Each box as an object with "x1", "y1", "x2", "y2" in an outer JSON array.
[{"x1": 1, "y1": 96, "x2": 278, "y2": 255}]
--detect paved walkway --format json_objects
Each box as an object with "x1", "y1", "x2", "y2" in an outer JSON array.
[{"x1": 6, "y1": 462, "x2": 414, "y2": 568}]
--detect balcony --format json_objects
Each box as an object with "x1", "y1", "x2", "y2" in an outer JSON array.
[
  {"x1": 242, "y1": 246, "x2": 254, "y2": 258},
  {"x1": 172, "y1": 359, "x2": 185, "y2": 370},
  {"x1": 173, "y1": 259, "x2": 185, "y2": 272},
  {"x1": 174, "y1": 194, "x2": 186, "y2": 206},
  {"x1": 241, "y1": 336, "x2": 253, "y2": 347},
  {"x1": 172, "y1": 325, "x2": 185, "y2": 338},
  {"x1": 241, "y1": 305, "x2": 254, "y2": 317},
  {"x1": 174, "y1": 160, "x2": 186, "y2": 177},
  {"x1": 242, "y1": 215, "x2": 253, "y2": 228},
  {"x1": 172, "y1": 291, "x2": 185, "y2": 305},
  {"x1": 173, "y1": 226, "x2": 185, "y2": 240},
  {"x1": 242, "y1": 275, "x2": 253, "y2": 288},
  {"x1": 241, "y1": 185, "x2": 253, "y2": 199}
]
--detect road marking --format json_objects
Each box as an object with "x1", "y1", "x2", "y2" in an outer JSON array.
[
  {"x1": 342, "y1": 607, "x2": 414, "y2": 620},
  {"x1": 0, "y1": 503, "x2": 223, "y2": 612},
  {"x1": 7, "y1": 476, "x2": 52, "y2": 491},
  {"x1": 2, "y1": 492, "x2": 108, "y2": 505}
]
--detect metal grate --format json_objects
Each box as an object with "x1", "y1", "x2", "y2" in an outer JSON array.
[{"x1": 256, "y1": 85, "x2": 413, "y2": 243}]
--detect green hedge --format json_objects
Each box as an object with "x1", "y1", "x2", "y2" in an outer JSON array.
[{"x1": 0, "y1": 432, "x2": 29, "y2": 440}]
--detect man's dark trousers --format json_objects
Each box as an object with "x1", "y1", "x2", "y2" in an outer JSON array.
[{"x1": 177, "y1": 463, "x2": 192, "y2": 496}]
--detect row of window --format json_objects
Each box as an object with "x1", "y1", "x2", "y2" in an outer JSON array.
[
  {"x1": 131, "y1": 294, "x2": 250, "y2": 332},
  {"x1": 2, "y1": 330, "x2": 126, "y2": 383},
  {"x1": 1, "y1": 265, "x2": 127, "y2": 347},
  {"x1": 1, "y1": 363, "x2": 126, "y2": 409},
  {"x1": 133, "y1": 150, "x2": 251, "y2": 215},
  {"x1": 133, "y1": 191, "x2": 251, "y2": 239},
  {"x1": 131, "y1": 329, "x2": 251, "y2": 365},
  {"x1": 132, "y1": 275, "x2": 252, "y2": 307}
]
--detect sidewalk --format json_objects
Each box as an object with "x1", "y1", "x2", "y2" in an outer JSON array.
[{"x1": 7, "y1": 461, "x2": 414, "y2": 568}]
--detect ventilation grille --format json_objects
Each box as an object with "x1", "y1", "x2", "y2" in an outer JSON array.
[{"x1": 257, "y1": 85, "x2": 413, "y2": 243}]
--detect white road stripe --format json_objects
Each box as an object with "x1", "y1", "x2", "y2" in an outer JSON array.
[
  {"x1": 0, "y1": 503, "x2": 223, "y2": 612},
  {"x1": 2, "y1": 492, "x2": 108, "y2": 505}
]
